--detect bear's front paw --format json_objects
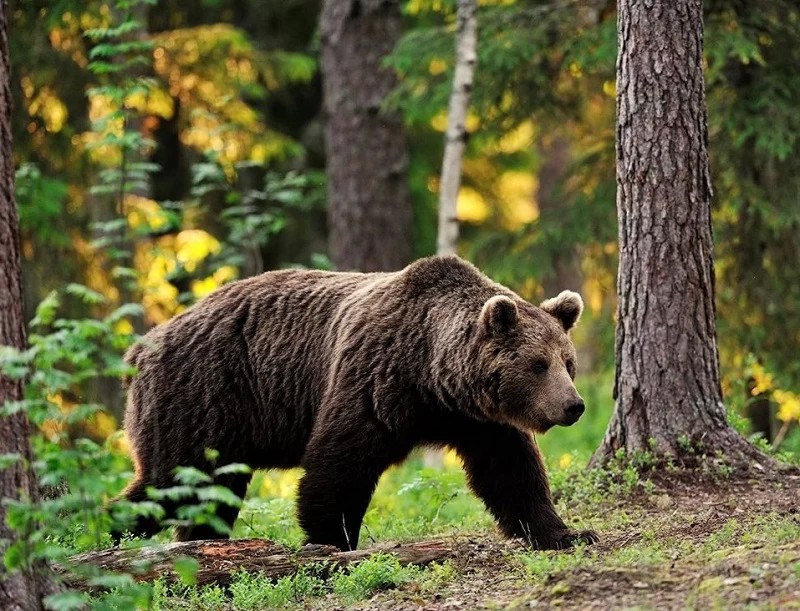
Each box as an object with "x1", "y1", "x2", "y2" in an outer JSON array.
[{"x1": 528, "y1": 528, "x2": 599, "y2": 550}]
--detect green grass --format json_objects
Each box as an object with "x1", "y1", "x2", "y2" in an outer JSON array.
[
  {"x1": 150, "y1": 556, "x2": 457, "y2": 610},
  {"x1": 151, "y1": 458, "x2": 800, "y2": 610}
]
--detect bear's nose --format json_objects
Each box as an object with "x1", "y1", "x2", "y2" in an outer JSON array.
[{"x1": 565, "y1": 401, "x2": 585, "y2": 420}]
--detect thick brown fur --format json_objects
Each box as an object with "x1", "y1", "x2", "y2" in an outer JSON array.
[{"x1": 120, "y1": 255, "x2": 596, "y2": 549}]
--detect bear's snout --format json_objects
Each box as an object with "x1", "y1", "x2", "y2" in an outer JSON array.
[{"x1": 563, "y1": 400, "x2": 585, "y2": 425}]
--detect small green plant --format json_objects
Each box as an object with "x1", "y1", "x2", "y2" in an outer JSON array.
[
  {"x1": 550, "y1": 447, "x2": 657, "y2": 509},
  {"x1": 677, "y1": 434, "x2": 695, "y2": 453},
  {"x1": 0, "y1": 289, "x2": 156, "y2": 609},
  {"x1": 226, "y1": 566, "x2": 326, "y2": 610},
  {"x1": 397, "y1": 468, "x2": 464, "y2": 522},
  {"x1": 152, "y1": 578, "x2": 228, "y2": 611},
  {"x1": 236, "y1": 497, "x2": 305, "y2": 547},
  {"x1": 332, "y1": 553, "x2": 420, "y2": 601},
  {"x1": 145, "y1": 454, "x2": 251, "y2": 539}
]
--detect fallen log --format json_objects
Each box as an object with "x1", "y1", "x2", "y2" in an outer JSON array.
[{"x1": 60, "y1": 538, "x2": 453, "y2": 588}]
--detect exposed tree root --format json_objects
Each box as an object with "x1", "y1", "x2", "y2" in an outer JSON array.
[{"x1": 590, "y1": 419, "x2": 784, "y2": 475}]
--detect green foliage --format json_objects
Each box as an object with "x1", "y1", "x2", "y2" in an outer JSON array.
[
  {"x1": 152, "y1": 557, "x2": 456, "y2": 609},
  {"x1": 228, "y1": 567, "x2": 326, "y2": 610},
  {"x1": 190, "y1": 160, "x2": 326, "y2": 278},
  {"x1": 549, "y1": 448, "x2": 656, "y2": 509},
  {"x1": 0, "y1": 288, "x2": 253, "y2": 606},
  {"x1": 364, "y1": 461, "x2": 493, "y2": 542},
  {"x1": 236, "y1": 497, "x2": 305, "y2": 548},
  {"x1": 15, "y1": 164, "x2": 70, "y2": 248},
  {"x1": 152, "y1": 578, "x2": 229, "y2": 610},
  {"x1": 147, "y1": 462, "x2": 250, "y2": 538},
  {"x1": 332, "y1": 553, "x2": 418, "y2": 601},
  {"x1": 515, "y1": 541, "x2": 591, "y2": 583},
  {"x1": 705, "y1": 2, "x2": 800, "y2": 389},
  {"x1": 0, "y1": 291, "x2": 148, "y2": 607}
]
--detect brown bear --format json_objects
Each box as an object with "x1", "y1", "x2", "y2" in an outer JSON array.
[{"x1": 120, "y1": 255, "x2": 597, "y2": 550}]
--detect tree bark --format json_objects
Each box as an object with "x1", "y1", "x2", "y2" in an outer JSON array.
[
  {"x1": 0, "y1": 2, "x2": 54, "y2": 607},
  {"x1": 321, "y1": 0, "x2": 412, "y2": 272},
  {"x1": 437, "y1": 0, "x2": 477, "y2": 256},
  {"x1": 591, "y1": 0, "x2": 769, "y2": 469},
  {"x1": 62, "y1": 539, "x2": 452, "y2": 589}
]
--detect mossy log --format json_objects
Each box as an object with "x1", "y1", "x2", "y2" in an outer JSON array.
[{"x1": 60, "y1": 538, "x2": 452, "y2": 588}]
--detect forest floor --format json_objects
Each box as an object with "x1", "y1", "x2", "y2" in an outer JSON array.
[
  {"x1": 326, "y1": 472, "x2": 800, "y2": 610},
  {"x1": 147, "y1": 464, "x2": 800, "y2": 610}
]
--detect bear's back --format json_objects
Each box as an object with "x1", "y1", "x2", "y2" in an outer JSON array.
[{"x1": 124, "y1": 268, "x2": 400, "y2": 466}]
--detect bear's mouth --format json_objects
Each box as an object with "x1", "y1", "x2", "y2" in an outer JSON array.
[
  {"x1": 559, "y1": 413, "x2": 582, "y2": 426},
  {"x1": 558, "y1": 404, "x2": 585, "y2": 427}
]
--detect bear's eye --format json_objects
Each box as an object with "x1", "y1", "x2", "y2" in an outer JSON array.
[
  {"x1": 531, "y1": 359, "x2": 549, "y2": 375},
  {"x1": 566, "y1": 359, "x2": 576, "y2": 378}
]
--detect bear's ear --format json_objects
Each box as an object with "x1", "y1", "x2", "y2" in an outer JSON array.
[
  {"x1": 480, "y1": 295, "x2": 519, "y2": 335},
  {"x1": 540, "y1": 291, "x2": 584, "y2": 331}
]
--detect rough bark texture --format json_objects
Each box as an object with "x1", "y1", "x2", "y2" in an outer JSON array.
[
  {"x1": 321, "y1": 0, "x2": 412, "y2": 272},
  {"x1": 436, "y1": 0, "x2": 477, "y2": 256},
  {"x1": 0, "y1": 2, "x2": 53, "y2": 607},
  {"x1": 62, "y1": 539, "x2": 451, "y2": 589},
  {"x1": 592, "y1": 0, "x2": 769, "y2": 469}
]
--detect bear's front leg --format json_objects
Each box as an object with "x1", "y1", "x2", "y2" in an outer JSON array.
[
  {"x1": 297, "y1": 416, "x2": 405, "y2": 551},
  {"x1": 450, "y1": 420, "x2": 598, "y2": 550}
]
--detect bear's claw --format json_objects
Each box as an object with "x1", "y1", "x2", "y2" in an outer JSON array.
[{"x1": 528, "y1": 528, "x2": 599, "y2": 550}]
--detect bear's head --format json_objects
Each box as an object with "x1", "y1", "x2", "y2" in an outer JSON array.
[{"x1": 475, "y1": 291, "x2": 585, "y2": 432}]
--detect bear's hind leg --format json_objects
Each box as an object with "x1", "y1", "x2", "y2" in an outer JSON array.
[
  {"x1": 298, "y1": 419, "x2": 407, "y2": 551},
  {"x1": 174, "y1": 471, "x2": 251, "y2": 542},
  {"x1": 110, "y1": 478, "x2": 162, "y2": 543}
]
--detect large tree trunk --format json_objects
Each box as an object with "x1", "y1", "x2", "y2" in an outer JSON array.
[
  {"x1": 592, "y1": 0, "x2": 768, "y2": 469},
  {"x1": 0, "y1": 2, "x2": 54, "y2": 606},
  {"x1": 437, "y1": 0, "x2": 477, "y2": 257},
  {"x1": 321, "y1": 0, "x2": 412, "y2": 272}
]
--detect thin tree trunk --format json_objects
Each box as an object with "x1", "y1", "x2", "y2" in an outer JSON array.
[
  {"x1": 591, "y1": 0, "x2": 769, "y2": 470},
  {"x1": 746, "y1": 378, "x2": 773, "y2": 442},
  {"x1": 424, "y1": 0, "x2": 478, "y2": 468},
  {"x1": 0, "y1": 2, "x2": 54, "y2": 606},
  {"x1": 535, "y1": 133, "x2": 596, "y2": 373},
  {"x1": 321, "y1": 0, "x2": 412, "y2": 272},
  {"x1": 536, "y1": 134, "x2": 582, "y2": 298},
  {"x1": 436, "y1": 0, "x2": 477, "y2": 256}
]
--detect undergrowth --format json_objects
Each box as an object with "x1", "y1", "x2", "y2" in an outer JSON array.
[{"x1": 150, "y1": 556, "x2": 457, "y2": 610}]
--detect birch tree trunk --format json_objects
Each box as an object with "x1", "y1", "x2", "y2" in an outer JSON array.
[
  {"x1": 0, "y1": 2, "x2": 54, "y2": 606},
  {"x1": 591, "y1": 0, "x2": 770, "y2": 469},
  {"x1": 536, "y1": 134, "x2": 582, "y2": 298},
  {"x1": 423, "y1": 0, "x2": 478, "y2": 468},
  {"x1": 436, "y1": 0, "x2": 477, "y2": 256},
  {"x1": 321, "y1": 0, "x2": 412, "y2": 272}
]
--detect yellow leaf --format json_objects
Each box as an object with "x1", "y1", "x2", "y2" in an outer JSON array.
[{"x1": 774, "y1": 390, "x2": 800, "y2": 423}]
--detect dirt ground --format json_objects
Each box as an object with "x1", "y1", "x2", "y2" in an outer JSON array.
[{"x1": 344, "y1": 472, "x2": 800, "y2": 610}]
